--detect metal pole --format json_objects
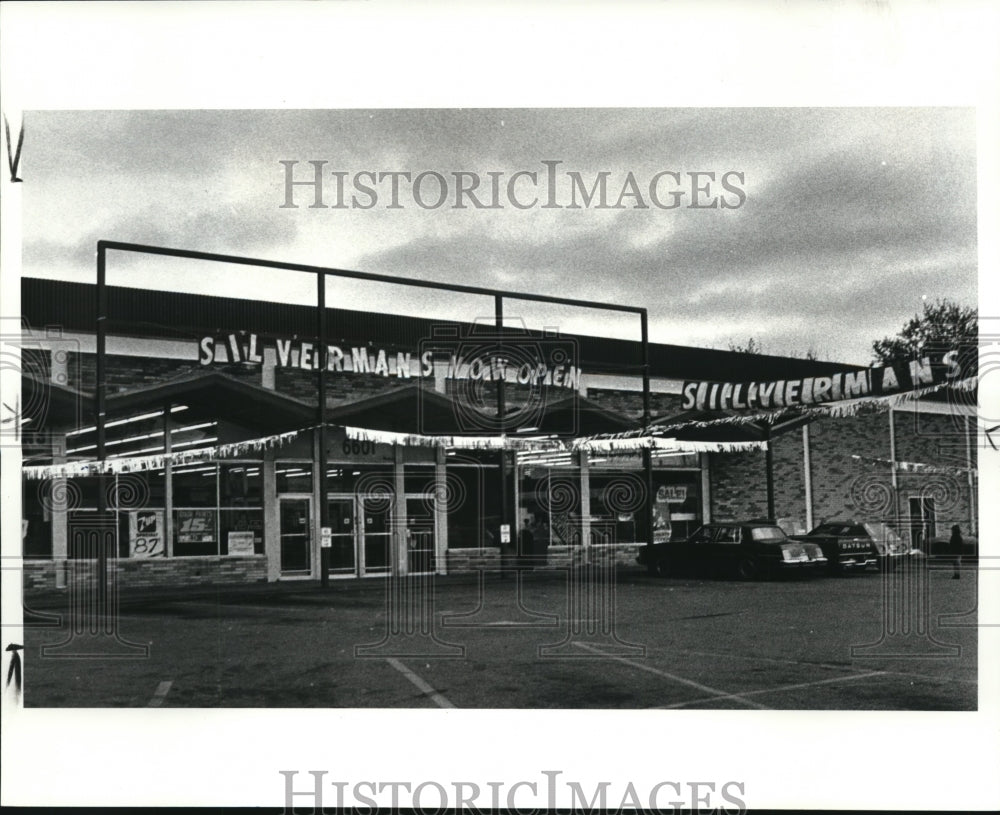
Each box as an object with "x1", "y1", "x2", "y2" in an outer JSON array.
[
  {"x1": 765, "y1": 425, "x2": 775, "y2": 521},
  {"x1": 966, "y1": 414, "x2": 976, "y2": 536},
  {"x1": 96, "y1": 243, "x2": 108, "y2": 608},
  {"x1": 96, "y1": 241, "x2": 645, "y2": 316},
  {"x1": 802, "y1": 424, "x2": 813, "y2": 530},
  {"x1": 318, "y1": 273, "x2": 329, "y2": 587},
  {"x1": 495, "y1": 295, "x2": 509, "y2": 561},
  {"x1": 641, "y1": 310, "x2": 654, "y2": 545},
  {"x1": 888, "y1": 406, "x2": 900, "y2": 538},
  {"x1": 164, "y1": 403, "x2": 174, "y2": 557}
]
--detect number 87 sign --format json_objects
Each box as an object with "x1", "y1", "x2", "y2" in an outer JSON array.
[{"x1": 129, "y1": 509, "x2": 165, "y2": 558}]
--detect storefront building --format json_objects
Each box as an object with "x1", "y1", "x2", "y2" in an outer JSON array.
[{"x1": 19, "y1": 278, "x2": 978, "y2": 590}]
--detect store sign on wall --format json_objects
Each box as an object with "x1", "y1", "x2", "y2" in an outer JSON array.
[
  {"x1": 129, "y1": 509, "x2": 165, "y2": 558},
  {"x1": 197, "y1": 331, "x2": 583, "y2": 391},
  {"x1": 680, "y1": 350, "x2": 965, "y2": 411}
]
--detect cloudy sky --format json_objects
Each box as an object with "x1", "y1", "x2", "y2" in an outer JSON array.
[{"x1": 22, "y1": 107, "x2": 976, "y2": 364}]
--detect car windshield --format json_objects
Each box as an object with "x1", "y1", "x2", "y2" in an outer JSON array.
[
  {"x1": 862, "y1": 522, "x2": 903, "y2": 546},
  {"x1": 750, "y1": 526, "x2": 787, "y2": 542},
  {"x1": 809, "y1": 523, "x2": 857, "y2": 536}
]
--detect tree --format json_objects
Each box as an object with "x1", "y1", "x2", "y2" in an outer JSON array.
[
  {"x1": 872, "y1": 299, "x2": 977, "y2": 364},
  {"x1": 728, "y1": 337, "x2": 819, "y2": 360},
  {"x1": 728, "y1": 337, "x2": 764, "y2": 355}
]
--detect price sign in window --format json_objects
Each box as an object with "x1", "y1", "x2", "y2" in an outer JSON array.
[
  {"x1": 176, "y1": 508, "x2": 216, "y2": 544},
  {"x1": 129, "y1": 510, "x2": 165, "y2": 558}
]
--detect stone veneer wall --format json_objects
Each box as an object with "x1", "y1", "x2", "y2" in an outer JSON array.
[{"x1": 23, "y1": 556, "x2": 267, "y2": 592}]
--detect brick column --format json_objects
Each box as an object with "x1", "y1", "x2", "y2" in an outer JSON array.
[
  {"x1": 263, "y1": 451, "x2": 279, "y2": 581},
  {"x1": 393, "y1": 444, "x2": 407, "y2": 576}
]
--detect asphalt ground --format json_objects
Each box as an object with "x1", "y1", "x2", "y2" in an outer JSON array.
[{"x1": 20, "y1": 560, "x2": 978, "y2": 709}]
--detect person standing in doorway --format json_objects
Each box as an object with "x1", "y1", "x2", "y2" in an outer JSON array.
[{"x1": 950, "y1": 524, "x2": 964, "y2": 579}]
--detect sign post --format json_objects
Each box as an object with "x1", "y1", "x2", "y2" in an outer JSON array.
[{"x1": 318, "y1": 273, "x2": 329, "y2": 588}]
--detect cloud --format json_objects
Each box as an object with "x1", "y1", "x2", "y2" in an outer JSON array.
[
  {"x1": 25, "y1": 203, "x2": 299, "y2": 271},
  {"x1": 20, "y1": 108, "x2": 978, "y2": 364}
]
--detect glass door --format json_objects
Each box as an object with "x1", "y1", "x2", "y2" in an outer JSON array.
[
  {"x1": 359, "y1": 495, "x2": 392, "y2": 575},
  {"x1": 405, "y1": 495, "x2": 437, "y2": 574},
  {"x1": 279, "y1": 496, "x2": 312, "y2": 574},
  {"x1": 326, "y1": 496, "x2": 357, "y2": 575}
]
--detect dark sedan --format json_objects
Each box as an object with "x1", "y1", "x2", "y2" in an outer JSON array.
[
  {"x1": 638, "y1": 521, "x2": 827, "y2": 580},
  {"x1": 924, "y1": 532, "x2": 978, "y2": 562},
  {"x1": 791, "y1": 520, "x2": 909, "y2": 572}
]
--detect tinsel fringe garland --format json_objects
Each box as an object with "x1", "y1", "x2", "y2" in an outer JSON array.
[
  {"x1": 23, "y1": 424, "x2": 765, "y2": 479},
  {"x1": 589, "y1": 377, "x2": 979, "y2": 441},
  {"x1": 344, "y1": 425, "x2": 764, "y2": 453},
  {"x1": 23, "y1": 428, "x2": 302, "y2": 480},
  {"x1": 22, "y1": 375, "x2": 975, "y2": 480},
  {"x1": 850, "y1": 453, "x2": 977, "y2": 475}
]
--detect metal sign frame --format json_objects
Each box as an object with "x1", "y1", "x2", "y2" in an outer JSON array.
[{"x1": 95, "y1": 240, "x2": 652, "y2": 587}]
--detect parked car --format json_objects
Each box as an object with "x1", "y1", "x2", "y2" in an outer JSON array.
[
  {"x1": 638, "y1": 521, "x2": 827, "y2": 580},
  {"x1": 923, "y1": 532, "x2": 978, "y2": 562},
  {"x1": 791, "y1": 520, "x2": 909, "y2": 572}
]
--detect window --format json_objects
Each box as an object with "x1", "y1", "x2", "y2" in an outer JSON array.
[
  {"x1": 750, "y1": 526, "x2": 786, "y2": 542},
  {"x1": 219, "y1": 464, "x2": 263, "y2": 555},
  {"x1": 717, "y1": 526, "x2": 742, "y2": 544},
  {"x1": 64, "y1": 472, "x2": 167, "y2": 559},
  {"x1": 276, "y1": 462, "x2": 313, "y2": 493},
  {"x1": 588, "y1": 471, "x2": 642, "y2": 545},
  {"x1": 172, "y1": 464, "x2": 218, "y2": 556},
  {"x1": 323, "y1": 464, "x2": 395, "y2": 497},
  {"x1": 403, "y1": 465, "x2": 436, "y2": 495},
  {"x1": 444, "y1": 459, "x2": 497, "y2": 549}
]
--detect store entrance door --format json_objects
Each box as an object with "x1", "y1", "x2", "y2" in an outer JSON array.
[
  {"x1": 324, "y1": 493, "x2": 394, "y2": 577},
  {"x1": 322, "y1": 493, "x2": 438, "y2": 577},
  {"x1": 405, "y1": 494, "x2": 437, "y2": 574},
  {"x1": 326, "y1": 496, "x2": 356, "y2": 575},
  {"x1": 279, "y1": 496, "x2": 312, "y2": 575},
  {"x1": 358, "y1": 495, "x2": 392, "y2": 575}
]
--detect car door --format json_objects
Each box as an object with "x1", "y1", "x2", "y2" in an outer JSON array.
[
  {"x1": 706, "y1": 524, "x2": 742, "y2": 574},
  {"x1": 677, "y1": 525, "x2": 714, "y2": 573}
]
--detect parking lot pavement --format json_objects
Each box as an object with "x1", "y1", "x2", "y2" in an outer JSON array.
[{"x1": 20, "y1": 564, "x2": 978, "y2": 709}]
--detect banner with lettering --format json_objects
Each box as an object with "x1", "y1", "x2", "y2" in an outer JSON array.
[
  {"x1": 197, "y1": 330, "x2": 583, "y2": 392},
  {"x1": 680, "y1": 349, "x2": 969, "y2": 412}
]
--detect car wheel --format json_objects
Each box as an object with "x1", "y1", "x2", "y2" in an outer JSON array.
[
  {"x1": 736, "y1": 557, "x2": 759, "y2": 581},
  {"x1": 654, "y1": 557, "x2": 670, "y2": 578}
]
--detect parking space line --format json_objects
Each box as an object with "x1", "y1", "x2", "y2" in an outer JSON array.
[
  {"x1": 148, "y1": 680, "x2": 172, "y2": 707},
  {"x1": 673, "y1": 648, "x2": 872, "y2": 673},
  {"x1": 672, "y1": 650, "x2": 979, "y2": 687},
  {"x1": 386, "y1": 658, "x2": 456, "y2": 709},
  {"x1": 659, "y1": 671, "x2": 887, "y2": 709},
  {"x1": 572, "y1": 642, "x2": 770, "y2": 710},
  {"x1": 877, "y1": 669, "x2": 978, "y2": 686}
]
